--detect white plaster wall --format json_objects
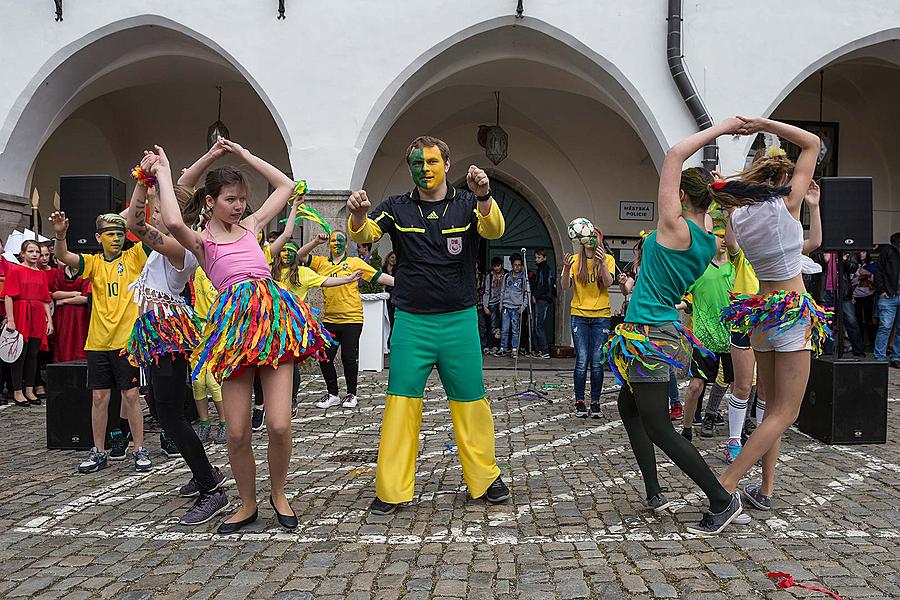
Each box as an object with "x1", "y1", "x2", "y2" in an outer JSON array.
[{"x1": 1, "y1": 1, "x2": 899, "y2": 197}]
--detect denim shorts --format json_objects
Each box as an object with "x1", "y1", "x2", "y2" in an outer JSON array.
[{"x1": 627, "y1": 323, "x2": 690, "y2": 384}]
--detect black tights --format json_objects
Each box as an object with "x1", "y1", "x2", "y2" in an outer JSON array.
[
  {"x1": 11, "y1": 337, "x2": 41, "y2": 391},
  {"x1": 152, "y1": 354, "x2": 216, "y2": 492},
  {"x1": 319, "y1": 322, "x2": 362, "y2": 396},
  {"x1": 617, "y1": 381, "x2": 732, "y2": 513}
]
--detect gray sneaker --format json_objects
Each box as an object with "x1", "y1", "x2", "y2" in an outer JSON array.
[
  {"x1": 742, "y1": 481, "x2": 772, "y2": 510},
  {"x1": 133, "y1": 447, "x2": 152, "y2": 472},
  {"x1": 195, "y1": 422, "x2": 211, "y2": 442},
  {"x1": 179, "y1": 489, "x2": 229, "y2": 526},
  {"x1": 214, "y1": 422, "x2": 227, "y2": 445},
  {"x1": 647, "y1": 493, "x2": 671, "y2": 512},
  {"x1": 179, "y1": 466, "x2": 228, "y2": 498},
  {"x1": 686, "y1": 493, "x2": 742, "y2": 536},
  {"x1": 78, "y1": 447, "x2": 108, "y2": 473}
]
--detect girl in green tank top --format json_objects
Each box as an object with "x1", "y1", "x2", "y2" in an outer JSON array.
[{"x1": 602, "y1": 117, "x2": 750, "y2": 537}]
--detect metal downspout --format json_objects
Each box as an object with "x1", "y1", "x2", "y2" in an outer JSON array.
[{"x1": 667, "y1": 0, "x2": 718, "y2": 171}]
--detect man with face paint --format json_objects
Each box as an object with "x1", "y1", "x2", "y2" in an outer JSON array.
[
  {"x1": 51, "y1": 211, "x2": 150, "y2": 474},
  {"x1": 299, "y1": 230, "x2": 394, "y2": 410},
  {"x1": 347, "y1": 135, "x2": 510, "y2": 515}
]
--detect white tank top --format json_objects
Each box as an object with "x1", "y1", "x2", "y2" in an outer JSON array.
[
  {"x1": 130, "y1": 249, "x2": 200, "y2": 312},
  {"x1": 731, "y1": 197, "x2": 811, "y2": 282}
]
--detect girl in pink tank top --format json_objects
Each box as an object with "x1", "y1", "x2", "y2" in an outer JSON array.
[{"x1": 156, "y1": 138, "x2": 332, "y2": 535}]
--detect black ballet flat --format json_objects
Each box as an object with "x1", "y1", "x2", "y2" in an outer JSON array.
[
  {"x1": 269, "y1": 495, "x2": 298, "y2": 529},
  {"x1": 216, "y1": 508, "x2": 258, "y2": 535}
]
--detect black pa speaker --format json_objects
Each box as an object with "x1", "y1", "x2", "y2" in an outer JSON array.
[
  {"x1": 59, "y1": 175, "x2": 126, "y2": 251},
  {"x1": 818, "y1": 177, "x2": 873, "y2": 251},
  {"x1": 46, "y1": 360, "x2": 121, "y2": 450},
  {"x1": 799, "y1": 355, "x2": 887, "y2": 444}
]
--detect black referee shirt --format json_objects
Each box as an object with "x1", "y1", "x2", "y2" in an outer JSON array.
[{"x1": 368, "y1": 186, "x2": 499, "y2": 314}]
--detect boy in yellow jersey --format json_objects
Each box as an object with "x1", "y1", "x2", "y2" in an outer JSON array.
[
  {"x1": 191, "y1": 266, "x2": 226, "y2": 444},
  {"x1": 50, "y1": 211, "x2": 150, "y2": 474},
  {"x1": 347, "y1": 135, "x2": 510, "y2": 515},
  {"x1": 299, "y1": 230, "x2": 394, "y2": 410}
]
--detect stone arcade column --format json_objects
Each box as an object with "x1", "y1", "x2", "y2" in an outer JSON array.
[{"x1": 0, "y1": 193, "x2": 30, "y2": 241}]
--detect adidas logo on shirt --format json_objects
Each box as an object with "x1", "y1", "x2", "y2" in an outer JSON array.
[{"x1": 426, "y1": 211, "x2": 439, "y2": 220}]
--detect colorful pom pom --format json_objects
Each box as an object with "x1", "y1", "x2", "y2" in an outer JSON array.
[{"x1": 131, "y1": 165, "x2": 157, "y2": 189}]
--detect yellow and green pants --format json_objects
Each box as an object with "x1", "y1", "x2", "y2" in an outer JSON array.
[{"x1": 376, "y1": 306, "x2": 501, "y2": 503}]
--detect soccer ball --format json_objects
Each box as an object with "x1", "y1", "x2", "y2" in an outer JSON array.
[{"x1": 567, "y1": 218, "x2": 595, "y2": 244}]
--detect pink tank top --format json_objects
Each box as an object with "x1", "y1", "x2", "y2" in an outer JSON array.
[{"x1": 203, "y1": 226, "x2": 271, "y2": 290}]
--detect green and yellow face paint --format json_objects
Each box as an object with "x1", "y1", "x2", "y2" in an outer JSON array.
[
  {"x1": 329, "y1": 231, "x2": 347, "y2": 257},
  {"x1": 281, "y1": 243, "x2": 298, "y2": 266},
  {"x1": 408, "y1": 146, "x2": 447, "y2": 191},
  {"x1": 96, "y1": 226, "x2": 125, "y2": 258}
]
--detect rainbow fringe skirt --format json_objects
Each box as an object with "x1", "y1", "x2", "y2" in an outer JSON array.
[
  {"x1": 191, "y1": 277, "x2": 333, "y2": 382},
  {"x1": 124, "y1": 304, "x2": 202, "y2": 368},
  {"x1": 602, "y1": 321, "x2": 712, "y2": 387},
  {"x1": 720, "y1": 290, "x2": 832, "y2": 355}
]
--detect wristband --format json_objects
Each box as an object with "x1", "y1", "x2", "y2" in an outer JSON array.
[
  {"x1": 131, "y1": 165, "x2": 157, "y2": 189},
  {"x1": 476, "y1": 190, "x2": 492, "y2": 202}
]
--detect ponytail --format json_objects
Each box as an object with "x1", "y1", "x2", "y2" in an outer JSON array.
[
  {"x1": 707, "y1": 180, "x2": 791, "y2": 209},
  {"x1": 175, "y1": 185, "x2": 204, "y2": 228}
]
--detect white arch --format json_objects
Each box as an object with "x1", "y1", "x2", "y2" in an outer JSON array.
[
  {"x1": 0, "y1": 14, "x2": 290, "y2": 196},
  {"x1": 762, "y1": 28, "x2": 900, "y2": 119},
  {"x1": 350, "y1": 16, "x2": 667, "y2": 190}
]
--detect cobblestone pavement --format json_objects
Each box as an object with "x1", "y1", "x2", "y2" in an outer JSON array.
[{"x1": 0, "y1": 362, "x2": 898, "y2": 600}]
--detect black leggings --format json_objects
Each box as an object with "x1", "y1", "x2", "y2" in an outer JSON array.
[
  {"x1": 617, "y1": 381, "x2": 732, "y2": 513},
  {"x1": 253, "y1": 363, "x2": 302, "y2": 407},
  {"x1": 151, "y1": 354, "x2": 216, "y2": 492},
  {"x1": 319, "y1": 322, "x2": 362, "y2": 396},
  {"x1": 11, "y1": 337, "x2": 41, "y2": 391}
]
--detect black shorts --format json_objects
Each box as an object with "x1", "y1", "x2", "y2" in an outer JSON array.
[
  {"x1": 87, "y1": 350, "x2": 140, "y2": 390},
  {"x1": 730, "y1": 330, "x2": 752, "y2": 349},
  {"x1": 689, "y1": 349, "x2": 734, "y2": 384}
]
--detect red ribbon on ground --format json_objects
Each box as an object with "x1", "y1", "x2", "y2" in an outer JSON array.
[{"x1": 767, "y1": 572, "x2": 842, "y2": 600}]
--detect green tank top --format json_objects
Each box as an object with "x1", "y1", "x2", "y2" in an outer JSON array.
[{"x1": 625, "y1": 219, "x2": 716, "y2": 326}]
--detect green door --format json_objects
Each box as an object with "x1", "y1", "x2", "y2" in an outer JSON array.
[{"x1": 484, "y1": 180, "x2": 556, "y2": 344}]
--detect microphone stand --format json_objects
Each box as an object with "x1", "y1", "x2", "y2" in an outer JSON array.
[{"x1": 499, "y1": 247, "x2": 548, "y2": 402}]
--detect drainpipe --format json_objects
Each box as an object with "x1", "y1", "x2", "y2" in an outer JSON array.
[{"x1": 667, "y1": 0, "x2": 718, "y2": 171}]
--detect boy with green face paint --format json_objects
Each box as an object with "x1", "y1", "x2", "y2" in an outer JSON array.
[
  {"x1": 51, "y1": 210, "x2": 150, "y2": 473},
  {"x1": 346, "y1": 135, "x2": 511, "y2": 515}
]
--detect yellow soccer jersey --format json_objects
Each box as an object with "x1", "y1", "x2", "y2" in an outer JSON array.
[
  {"x1": 569, "y1": 253, "x2": 617, "y2": 318},
  {"x1": 307, "y1": 255, "x2": 379, "y2": 323},
  {"x1": 193, "y1": 266, "x2": 218, "y2": 320},
  {"x1": 77, "y1": 243, "x2": 149, "y2": 351},
  {"x1": 279, "y1": 266, "x2": 328, "y2": 302}
]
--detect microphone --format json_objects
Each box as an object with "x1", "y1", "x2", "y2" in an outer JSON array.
[{"x1": 521, "y1": 247, "x2": 526, "y2": 255}]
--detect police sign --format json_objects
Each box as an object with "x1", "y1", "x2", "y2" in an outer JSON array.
[{"x1": 619, "y1": 201, "x2": 654, "y2": 221}]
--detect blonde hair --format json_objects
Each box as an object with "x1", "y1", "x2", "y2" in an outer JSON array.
[
  {"x1": 575, "y1": 242, "x2": 603, "y2": 286},
  {"x1": 96, "y1": 213, "x2": 126, "y2": 229}
]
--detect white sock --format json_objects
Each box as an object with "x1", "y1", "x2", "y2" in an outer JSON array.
[
  {"x1": 756, "y1": 398, "x2": 766, "y2": 425},
  {"x1": 727, "y1": 394, "x2": 748, "y2": 441}
]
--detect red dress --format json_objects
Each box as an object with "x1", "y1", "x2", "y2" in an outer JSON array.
[
  {"x1": 48, "y1": 267, "x2": 91, "y2": 363},
  {"x1": 0, "y1": 265, "x2": 51, "y2": 350}
]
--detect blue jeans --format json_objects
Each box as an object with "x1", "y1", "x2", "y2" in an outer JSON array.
[
  {"x1": 532, "y1": 299, "x2": 551, "y2": 353},
  {"x1": 822, "y1": 291, "x2": 864, "y2": 355},
  {"x1": 667, "y1": 366, "x2": 680, "y2": 407},
  {"x1": 486, "y1": 303, "x2": 501, "y2": 349},
  {"x1": 874, "y1": 294, "x2": 900, "y2": 361},
  {"x1": 571, "y1": 316, "x2": 610, "y2": 402},
  {"x1": 500, "y1": 307, "x2": 522, "y2": 351}
]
